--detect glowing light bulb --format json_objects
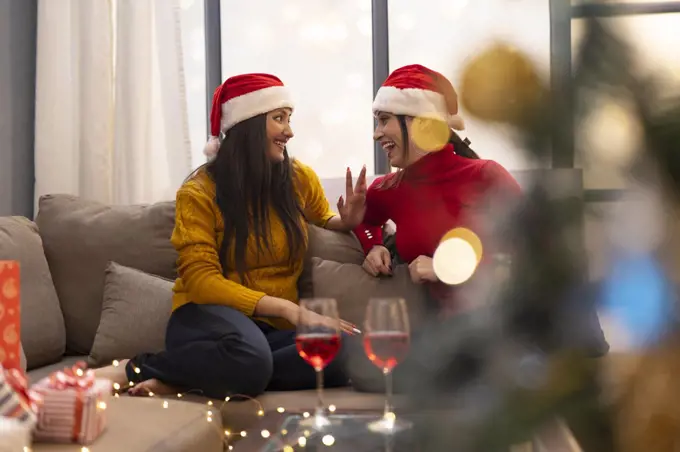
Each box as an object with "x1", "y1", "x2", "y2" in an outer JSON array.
[
  {"x1": 328, "y1": 404, "x2": 336, "y2": 412},
  {"x1": 224, "y1": 396, "x2": 230, "y2": 402},
  {"x1": 302, "y1": 412, "x2": 310, "y2": 418},
  {"x1": 240, "y1": 431, "x2": 247, "y2": 437},
  {"x1": 97, "y1": 402, "x2": 107, "y2": 410},
  {"x1": 163, "y1": 401, "x2": 169, "y2": 409},
  {"x1": 112, "y1": 360, "x2": 119, "y2": 367},
  {"x1": 277, "y1": 407, "x2": 285, "y2": 413},
  {"x1": 433, "y1": 237, "x2": 478, "y2": 285},
  {"x1": 298, "y1": 437, "x2": 307, "y2": 447},
  {"x1": 261, "y1": 430, "x2": 271, "y2": 438},
  {"x1": 113, "y1": 383, "x2": 121, "y2": 391},
  {"x1": 207, "y1": 401, "x2": 213, "y2": 406},
  {"x1": 322, "y1": 435, "x2": 336, "y2": 446},
  {"x1": 257, "y1": 409, "x2": 265, "y2": 416}
]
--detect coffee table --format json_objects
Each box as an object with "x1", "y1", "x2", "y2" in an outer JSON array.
[
  {"x1": 229, "y1": 411, "x2": 417, "y2": 451},
  {"x1": 261, "y1": 413, "x2": 417, "y2": 451}
]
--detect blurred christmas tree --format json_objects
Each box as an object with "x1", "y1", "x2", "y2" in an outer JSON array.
[{"x1": 403, "y1": 8, "x2": 680, "y2": 452}]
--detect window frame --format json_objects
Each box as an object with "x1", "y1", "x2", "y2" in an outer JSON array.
[
  {"x1": 555, "y1": 1, "x2": 680, "y2": 201},
  {"x1": 203, "y1": 0, "x2": 680, "y2": 187}
]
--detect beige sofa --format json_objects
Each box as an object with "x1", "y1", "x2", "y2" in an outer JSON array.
[
  {"x1": 1, "y1": 194, "x2": 425, "y2": 451},
  {"x1": 1, "y1": 169, "x2": 592, "y2": 451}
]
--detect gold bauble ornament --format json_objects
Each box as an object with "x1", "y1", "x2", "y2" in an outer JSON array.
[
  {"x1": 460, "y1": 42, "x2": 545, "y2": 124},
  {"x1": 411, "y1": 116, "x2": 451, "y2": 152}
]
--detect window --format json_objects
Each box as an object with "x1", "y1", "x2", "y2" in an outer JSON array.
[
  {"x1": 179, "y1": 0, "x2": 208, "y2": 168},
  {"x1": 571, "y1": 9, "x2": 680, "y2": 190},
  {"x1": 219, "y1": 0, "x2": 375, "y2": 178},
  {"x1": 387, "y1": 0, "x2": 552, "y2": 170}
]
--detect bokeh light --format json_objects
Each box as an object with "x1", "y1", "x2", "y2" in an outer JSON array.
[
  {"x1": 460, "y1": 42, "x2": 544, "y2": 124},
  {"x1": 410, "y1": 116, "x2": 451, "y2": 152},
  {"x1": 440, "y1": 227, "x2": 483, "y2": 264},
  {"x1": 433, "y1": 233, "x2": 480, "y2": 285}
]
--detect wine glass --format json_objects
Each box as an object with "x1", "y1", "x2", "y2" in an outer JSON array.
[
  {"x1": 295, "y1": 298, "x2": 342, "y2": 430},
  {"x1": 364, "y1": 297, "x2": 412, "y2": 434}
]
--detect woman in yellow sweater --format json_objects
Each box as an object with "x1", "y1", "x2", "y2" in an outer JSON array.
[{"x1": 98, "y1": 73, "x2": 367, "y2": 399}]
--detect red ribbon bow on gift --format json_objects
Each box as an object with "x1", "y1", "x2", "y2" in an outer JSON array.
[
  {"x1": 3, "y1": 366, "x2": 43, "y2": 414},
  {"x1": 47, "y1": 361, "x2": 95, "y2": 391}
]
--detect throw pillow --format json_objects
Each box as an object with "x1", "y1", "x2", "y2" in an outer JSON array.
[
  {"x1": 36, "y1": 194, "x2": 177, "y2": 354},
  {"x1": 307, "y1": 257, "x2": 430, "y2": 330},
  {"x1": 88, "y1": 262, "x2": 173, "y2": 368},
  {"x1": 0, "y1": 217, "x2": 65, "y2": 369}
]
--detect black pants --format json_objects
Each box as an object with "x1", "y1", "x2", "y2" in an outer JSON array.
[{"x1": 126, "y1": 303, "x2": 350, "y2": 399}]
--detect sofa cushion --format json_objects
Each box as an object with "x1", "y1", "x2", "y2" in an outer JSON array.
[
  {"x1": 36, "y1": 195, "x2": 177, "y2": 354},
  {"x1": 306, "y1": 225, "x2": 364, "y2": 264},
  {"x1": 31, "y1": 397, "x2": 223, "y2": 452},
  {"x1": 20, "y1": 344, "x2": 26, "y2": 372},
  {"x1": 0, "y1": 217, "x2": 65, "y2": 369},
  {"x1": 89, "y1": 262, "x2": 173, "y2": 367},
  {"x1": 27, "y1": 355, "x2": 85, "y2": 385},
  {"x1": 307, "y1": 257, "x2": 430, "y2": 329},
  {"x1": 299, "y1": 226, "x2": 366, "y2": 297}
]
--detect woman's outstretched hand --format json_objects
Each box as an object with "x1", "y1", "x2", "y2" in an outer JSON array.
[
  {"x1": 337, "y1": 165, "x2": 367, "y2": 230},
  {"x1": 362, "y1": 245, "x2": 392, "y2": 277},
  {"x1": 283, "y1": 303, "x2": 359, "y2": 335}
]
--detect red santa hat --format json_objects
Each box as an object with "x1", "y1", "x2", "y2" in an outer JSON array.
[
  {"x1": 372, "y1": 64, "x2": 465, "y2": 131},
  {"x1": 204, "y1": 73, "x2": 294, "y2": 159}
]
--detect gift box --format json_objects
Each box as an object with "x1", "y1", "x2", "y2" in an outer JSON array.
[
  {"x1": 32, "y1": 363, "x2": 112, "y2": 445},
  {"x1": 0, "y1": 417, "x2": 32, "y2": 452},
  {"x1": 0, "y1": 261, "x2": 21, "y2": 371},
  {"x1": 0, "y1": 364, "x2": 40, "y2": 425}
]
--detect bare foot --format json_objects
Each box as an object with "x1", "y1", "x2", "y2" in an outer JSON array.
[
  {"x1": 128, "y1": 378, "x2": 178, "y2": 397},
  {"x1": 93, "y1": 359, "x2": 130, "y2": 388}
]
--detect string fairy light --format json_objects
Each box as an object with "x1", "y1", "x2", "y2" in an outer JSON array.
[{"x1": 107, "y1": 360, "x2": 338, "y2": 450}]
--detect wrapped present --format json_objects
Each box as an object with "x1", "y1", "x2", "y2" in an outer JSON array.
[
  {"x1": 32, "y1": 362, "x2": 112, "y2": 445},
  {"x1": 0, "y1": 261, "x2": 21, "y2": 371},
  {"x1": 0, "y1": 364, "x2": 40, "y2": 425},
  {"x1": 0, "y1": 417, "x2": 32, "y2": 452}
]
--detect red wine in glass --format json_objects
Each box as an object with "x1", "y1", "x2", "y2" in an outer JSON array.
[
  {"x1": 363, "y1": 331, "x2": 410, "y2": 372},
  {"x1": 296, "y1": 333, "x2": 341, "y2": 370},
  {"x1": 364, "y1": 298, "x2": 412, "y2": 434}
]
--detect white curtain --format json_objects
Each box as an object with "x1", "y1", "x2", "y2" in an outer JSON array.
[{"x1": 34, "y1": 0, "x2": 192, "y2": 207}]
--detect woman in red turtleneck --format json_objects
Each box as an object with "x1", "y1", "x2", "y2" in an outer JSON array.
[
  {"x1": 346, "y1": 64, "x2": 521, "y2": 393},
  {"x1": 354, "y1": 64, "x2": 521, "y2": 314}
]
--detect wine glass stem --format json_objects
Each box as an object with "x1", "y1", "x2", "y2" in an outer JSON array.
[
  {"x1": 315, "y1": 368, "x2": 325, "y2": 418},
  {"x1": 383, "y1": 368, "x2": 393, "y2": 417}
]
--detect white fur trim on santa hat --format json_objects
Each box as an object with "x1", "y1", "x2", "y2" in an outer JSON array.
[
  {"x1": 221, "y1": 85, "x2": 294, "y2": 132},
  {"x1": 373, "y1": 86, "x2": 450, "y2": 122},
  {"x1": 204, "y1": 136, "x2": 220, "y2": 161}
]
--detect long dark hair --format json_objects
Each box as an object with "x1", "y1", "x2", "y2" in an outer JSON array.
[
  {"x1": 396, "y1": 115, "x2": 480, "y2": 161},
  {"x1": 379, "y1": 115, "x2": 480, "y2": 189},
  {"x1": 202, "y1": 113, "x2": 305, "y2": 284}
]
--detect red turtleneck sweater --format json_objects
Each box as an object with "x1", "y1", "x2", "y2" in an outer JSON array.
[{"x1": 354, "y1": 143, "x2": 521, "y2": 307}]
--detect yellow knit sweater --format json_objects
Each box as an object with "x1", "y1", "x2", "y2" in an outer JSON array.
[{"x1": 170, "y1": 160, "x2": 336, "y2": 330}]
